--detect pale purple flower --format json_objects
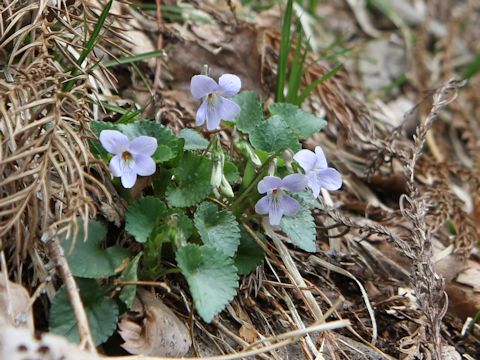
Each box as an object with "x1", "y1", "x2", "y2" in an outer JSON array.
[
  {"x1": 293, "y1": 146, "x2": 342, "y2": 198},
  {"x1": 255, "y1": 174, "x2": 307, "y2": 226},
  {"x1": 190, "y1": 74, "x2": 241, "y2": 130},
  {"x1": 99, "y1": 130, "x2": 157, "y2": 188}
]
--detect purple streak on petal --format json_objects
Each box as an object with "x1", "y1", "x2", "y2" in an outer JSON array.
[
  {"x1": 268, "y1": 195, "x2": 283, "y2": 226},
  {"x1": 218, "y1": 74, "x2": 241, "y2": 97},
  {"x1": 190, "y1": 75, "x2": 218, "y2": 99},
  {"x1": 205, "y1": 104, "x2": 222, "y2": 130},
  {"x1": 121, "y1": 168, "x2": 137, "y2": 188},
  {"x1": 280, "y1": 195, "x2": 301, "y2": 216},
  {"x1": 129, "y1": 136, "x2": 157, "y2": 156},
  {"x1": 258, "y1": 176, "x2": 283, "y2": 194},
  {"x1": 109, "y1": 155, "x2": 123, "y2": 177},
  {"x1": 219, "y1": 97, "x2": 240, "y2": 121},
  {"x1": 317, "y1": 168, "x2": 342, "y2": 191},
  {"x1": 255, "y1": 195, "x2": 270, "y2": 215},
  {"x1": 307, "y1": 171, "x2": 321, "y2": 198},
  {"x1": 293, "y1": 149, "x2": 317, "y2": 172},
  {"x1": 314, "y1": 146, "x2": 328, "y2": 169},
  {"x1": 134, "y1": 154, "x2": 156, "y2": 176},
  {"x1": 195, "y1": 101, "x2": 208, "y2": 126},
  {"x1": 282, "y1": 173, "x2": 307, "y2": 192},
  {"x1": 99, "y1": 130, "x2": 128, "y2": 154}
]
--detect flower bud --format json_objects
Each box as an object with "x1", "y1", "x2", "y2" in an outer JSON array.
[{"x1": 219, "y1": 175, "x2": 234, "y2": 198}]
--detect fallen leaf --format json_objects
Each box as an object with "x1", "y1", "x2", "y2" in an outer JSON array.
[
  {"x1": 239, "y1": 324, "x2": 257, "y2": 343},
  {"x1": 119, "y1": 289, "x2": 191, "y2": 356},
  {"x1": 455, "y1": 261, "x2": 480, "y2": 291}
]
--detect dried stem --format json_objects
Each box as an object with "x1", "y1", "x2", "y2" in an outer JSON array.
[
  {"x1": 399, "y1": 77, "x2": 465, "y2": 358},
  {"x1": 47, "y1": 238, "x2": 96, "y2": 352}
]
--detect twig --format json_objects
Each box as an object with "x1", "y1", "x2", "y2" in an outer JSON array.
[{"x1": 47, "y1": 238, "x2": 96, "y2": 352}]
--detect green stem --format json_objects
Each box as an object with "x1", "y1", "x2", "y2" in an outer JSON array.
[{"x1": 230, "y1": 154, "x2": 275, "y2": 215}]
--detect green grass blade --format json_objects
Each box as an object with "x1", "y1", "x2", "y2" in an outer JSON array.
[
  {"x1": 286, "y1": 22, "x2": 305, "y2": 103},
  {"x1": 275, "y1": 0, "x2": 294, "y2": 102},
  {"x1": 463, "y1": 52, "x2": 480, "y2": 80},
  {"x1": 296, "y1": 62, "x2": 343, "y2": 105},
  {"x1": 64, "y1": 0, "x2": 113, "y2": 92},
  {"x1": 103, "y1": 50, "x2": 165, "y2": 68}
]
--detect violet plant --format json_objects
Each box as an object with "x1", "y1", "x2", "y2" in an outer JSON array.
[{"x1": 66, "y1": 66, "x2": 342, "y2": 340}]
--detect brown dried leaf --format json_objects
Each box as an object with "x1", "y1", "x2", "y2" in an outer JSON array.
[
  {"x1": 455, "y1": 261, "x2": 480, "y2": 291},
  {"x1": 119, "y1": 289, "x2": 191, "y2": 356}
]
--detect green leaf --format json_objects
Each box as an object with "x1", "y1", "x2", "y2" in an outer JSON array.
[
  {"x1": 176, "y1": 244, "x2": 238, "y2": 323},
  {"x1": 463, "y1": 52, "x2": 480, "y2": 80},
  {"x1": 224, "y1": 161, "x2": 240, "y2": 184},
  {"x1": 90, "y1": 120, "x2": 181, "y2": 163},
  {"x1": 179, "y1": 129, "x2": 209, "y2": 150},
  {"x1": 119, "y1": 253, "x2": 142, "y2": 308},
  {"x1": 280, "y1": 206, "x2": 317, "y2": 252},
  {"x1": 166, "y1": 152, "x2": 212, "y2": 207},
  {"x1": 233, "y1": 91, "x2": 264, "y2": 133},
  {"x1": 103, "y1": 50, "x2": 165, "y2": 68},
  {"x1": 194, "y1": 202, "x2": 240, "y2": 256},
  {"x1": 64, "y1": 0, "x2": 113, "y2": 92},
  {"x1": 269, "y1": 103, "x2": 327, "y2": 139},
  {"x1": 234, "y1": 229, "x2": 265, "y2": 275},
  {"x1": 297, "y1": 62, "x2": 343, "y2": 105},
  {"x1": 126, "y1": 197, "x2": 168, "y2": 243},
  {"x1": 276, "y1": 0, "x2": 294, "y2": 102},
  {"x1": 49, "y1": 278, "x2": 119, "y2": 345},
  {"x1": 60, "y1": 219, "x2": 130, "y2": 278},
  {"x1": 249, "y1": 115, "x2": 301, "y2": 153}
]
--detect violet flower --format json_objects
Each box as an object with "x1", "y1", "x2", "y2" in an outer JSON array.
[
  {"x1": 190, "y1": 74, "x2": 241, "y2": 130},
  {"x1": 293, "y1": 146, "x2": 342, "y2": 198},
  {"x1": 99, "y1": 130, "x2": 157, "y2": 188},
  {"x1": 255, "y1": 174, "x2": 307, "y2": 226}
]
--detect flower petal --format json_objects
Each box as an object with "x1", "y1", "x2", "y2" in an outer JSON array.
[
  {"x1": 134, "y1": 154, "x2": 156, "y2": 176},
  {"x1": 293, "y1": 149, "x2": 317, "y2": 172},
  {"x1": 258, "y1": 176, "x2": 283, "y2": 194},
  {"x1": 109, "y1": 155, "x2": 123, "y2": 177},
  {"x1": 282, "y1": 173, "x2": 307, "y2": 192},
  {"x1": 279, "y1": 195, "x2": 301, "y2": 216},
  {"x1": 317, "y1": 168, "x2": 342, "y2": 191},
  {"x1": 314, "y1": 146, "x2": 328, "y2": 169},
  {"x1": 190, "y1": 75, "x2": 218, "y2": 99},
  {"x1": 121, "y1": 168, "x2": 137, "y2": 188},
  {"x1": 195, "y1": 101, "x2": 208, "y2": 126},
  {"x1": 307, "y1": 171, "x2": 321, "y2": 198},
  {"x1": 205, "y1": 105, "x2": 222, "y2": 131},
  {"x1": 99, "y1": 130, "x2": 128, "y2": 155},
  {"x1": 268, "y1": 195, "x2": 284, "y2": 226},
  {"x1": 218, "y1": 74, "x2": 241, "y2": 97},
  {"x1": 219, "y1": 97, "x2": 241, "y2": 121},
  {"x1": 255, "y1": 195, "x2": 270, "y2": 215},
  {"x1": 128, "y1": 136, "x2": 158, "y2": 156}
]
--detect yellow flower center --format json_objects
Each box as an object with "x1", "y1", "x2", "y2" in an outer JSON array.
[{"x1": 121, "y1": 151, "x2": 133, "y2": 161}]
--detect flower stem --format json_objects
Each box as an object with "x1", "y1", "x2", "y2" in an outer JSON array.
[{"x1": 229, "y1": 154, "x2": 275, "y2": 215}]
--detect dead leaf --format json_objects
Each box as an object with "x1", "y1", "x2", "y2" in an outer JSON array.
[
  {"x1": 239, "y1": 324, "x2": 257, "y2": 343},
  {"x1": 455, "y1": 261, "x2": 480, "y2": 291},
  {"x1": 0, "y1": 273, "x2": 34, "y2": 333},
  {"x1": 119, "y1": 289, "x2": 191, "y2": 357}
]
